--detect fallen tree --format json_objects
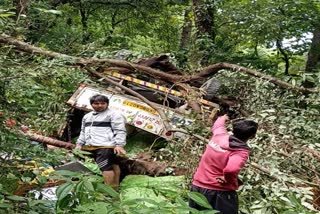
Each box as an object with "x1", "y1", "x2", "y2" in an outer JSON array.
[
  {"x1": 23, "y1": 130, "x2": 186, "y2": 176},
  {"x1": 22, "y1": 130, "x2": 318, "y2": 188},
  {"x1": 0, "y1": 34, "x2": 318, "y2": 94},
  {"x1": 2, "y1": 33, "x2": 318, "y2": 127}
]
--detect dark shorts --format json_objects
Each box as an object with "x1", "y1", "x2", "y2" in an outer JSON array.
[
  {"x1": 90, "y1": 148, "x2": 117, "y2": 171},
  {"x1": 189, "y1": 185, "x2": 238, "y2": 214}
]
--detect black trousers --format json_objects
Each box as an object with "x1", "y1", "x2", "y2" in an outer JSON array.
[{"x1": 189, "y1": 185, "x2": 238, "y2": 214}]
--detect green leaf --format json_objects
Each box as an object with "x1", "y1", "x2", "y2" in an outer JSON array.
[
  {"x1": 72, "y1": 149, "x2": 92, "y2": 159},
  {"x1": 75, "y1": 180, "x2": 84, "y2": 193},
  {"x1": 175, "y1": 196, "x2": 188, "y2": 206},
  {"x1": 0, "y1": 202, "x2": 13, "y2": 208},
  {"x1": 46, "y1": 10, "x2": 63, "y2": 15},
  {"x1": 130, "y1": 198, "x2": 160, "y2": 206},
  {"x1": 28, "y1": 199, "x2": 53, "y2": 207},
  {"x1": 0, "y1": 12, "x2": 15, "y2": 17},
  {"x1": 83, "y1": 180, "x2": 94, "y2": 192},
  {"x1": 54, "y1": 170, "x2": 81, "y2": 177},
  {"x1": 6, "y1": 195, "x2": 26, "y2": 202},
  {"x1": 83, "y1": 161, "x2": 101, "y2": 175},
  {"x1": 74, "y1": 202, "x2": 110, "y2": 213},
  {"x1": 56, "y1": 194, "x2": 73, "y2": 209},
  {"x1": 187, "y1": 192, "x2": 212, "y2": 209},
  {"x1": 56, "y1": 182, "x2": 74, "y2": 200},
  {"x1": 120, "y1": 198, "x2": 142, "y2": 206},
  {"x1": 21, "y1": 176, "x2": 32, "y2": 182},
  {"x1": 35, "y1": 8, "x2": 62, "y2": 15},
  {"x1": 96, "y1": 183, "x2": 119, "y2": 198}
]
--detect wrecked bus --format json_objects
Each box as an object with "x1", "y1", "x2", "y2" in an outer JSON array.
[{"x1": 60, "y1": 71, "x2": 218, "y2": 141}]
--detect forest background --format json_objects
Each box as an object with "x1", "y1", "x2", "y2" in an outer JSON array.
[{"x1": 0, "y1": 0, "x2": 320, "y2": 213}]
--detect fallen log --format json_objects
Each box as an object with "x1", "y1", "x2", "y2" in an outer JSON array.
[
  {"x1": 24, "y1": 131, "x2": 319, "y2": 187},
  {"x1": 26, "y1": 131, "x2": 76, "y2": 149},
  {"x1": 1, "y1": 34, "x2": 318, "y2": 94},
  {"x1": 23, "y1": 131, "x2": 186, "y2": 176}
]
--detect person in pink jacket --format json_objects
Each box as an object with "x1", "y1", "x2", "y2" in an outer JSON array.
[{"x1": 189, "y1": 114, "x2": 258, "y2": 214}]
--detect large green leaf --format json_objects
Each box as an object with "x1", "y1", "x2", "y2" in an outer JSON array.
[
  {"x1": 56, "y1": 182, "x2": 75, "y2": 200},
  {"x1": 6, "y1": 195, "x2": 26, "y2": 202},
  {"x1": 95, "y1": 183, "x2": 119, "y2": 198},
  {"x1": 187, "y1": 192, "x2": 212, "y2": 210}
]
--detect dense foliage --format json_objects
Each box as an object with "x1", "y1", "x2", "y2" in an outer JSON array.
[{"x1": 1, "y1": 0, "x2": 319, "y2": 213}]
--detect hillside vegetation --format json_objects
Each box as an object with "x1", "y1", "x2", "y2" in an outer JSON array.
[{"x1": 0, "y1": 0, "x2": 319, "y2": 213}]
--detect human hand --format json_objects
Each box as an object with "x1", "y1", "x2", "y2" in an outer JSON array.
[
  {"x1": 114, "y1": 146, "x2": 127, "y2": 155},
  {"x1": 223, "y1": 114, "x2": 230, "y2": 122},
  {"x1": 75, "y1": 145, "x2": 82, "y2": 150},
  {"x1": 216, "y1": 176, "x2": 227, "y2": 184}
]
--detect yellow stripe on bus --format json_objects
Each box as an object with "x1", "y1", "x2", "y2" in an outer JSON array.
[
  {"x1": 123, "y1": 100, "x2": 158, "y2": 115},
  {"x1": 107, "y1": 71, "x2": 216, "y2": 107}
]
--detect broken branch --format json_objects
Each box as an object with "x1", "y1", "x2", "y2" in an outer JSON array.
[
  {"x1": 23, "y1": 131, "x2": 76, "y2": 149},
  {"x1": 197, "y1": 63, "x2": 318, "y2": 94},
  {"x1": 22, "y1": 131, "x2": 186, "y2": 176},
  {"x1": 1, "y1": 34, "x2": 318, "y2": 94},
  {"x1": 249, "y1": 162, "x2": 319, "y2": 188}
]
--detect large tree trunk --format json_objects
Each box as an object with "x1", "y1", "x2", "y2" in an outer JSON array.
[
  {"x1": 276, "y1": 39, "x2": 290, "y2": 75},
  {"x1": 79, "y1": 2, "x2": 90, "y2": 43},
  {"x1": 180, "y1": 8, "x2": 192, "y2": 50},
  {"x1": 306, "y1": 26, "x2": 320, "y2": 72},
  {"x1": 192, "y1": 0, "x2": 215, "y2": 65},
  {"x1": 192, "y1": 0, "x2": 215, "y2": 40},
  {"x1": 305, "y1": 26, "x2": 320, "y2": 88}
]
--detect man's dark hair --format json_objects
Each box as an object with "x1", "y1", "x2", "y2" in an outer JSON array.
[
  {"x1": 90, "y1": 94, "x2": 109, "y2": 104},
  {"x1": 232, "y1": 119, "x2": 258, "y2": 141}
]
